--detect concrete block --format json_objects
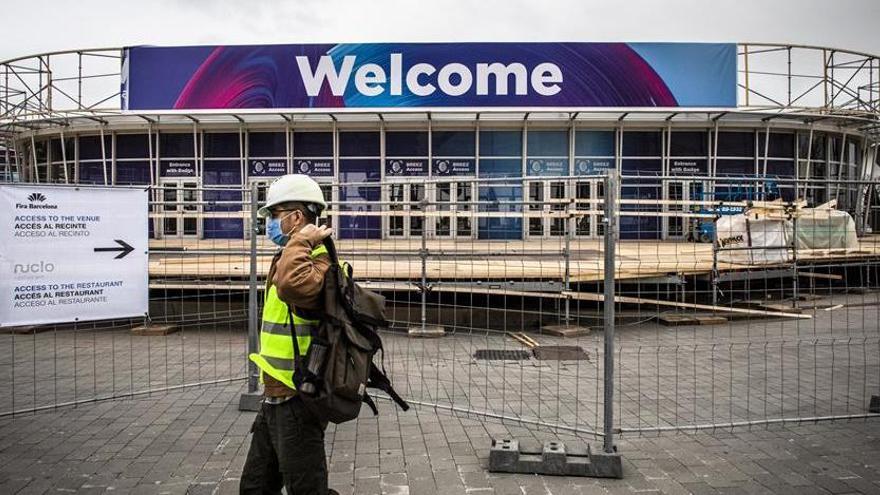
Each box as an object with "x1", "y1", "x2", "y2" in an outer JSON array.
[
  {"x1": 489, "y1": 438, "x2": 622, "y2": 479},
  {"x1": 408, "y1": 325, "x2": 445, "y2": 338},
  {"x1": 131, "y1": 324, "x2": 178, "y2": 336},
  {"x1": 540, "y1": 324, "x2": 591, "y2": 337}
]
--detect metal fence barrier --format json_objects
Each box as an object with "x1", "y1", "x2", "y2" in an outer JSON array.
[{"x1": 1, "y1": 176, "x2": 878, "y2": 458}]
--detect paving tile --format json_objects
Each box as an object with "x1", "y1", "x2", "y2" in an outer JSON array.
[{"x1": 0, "y1": 320, "x2": 877, "y2": 494}]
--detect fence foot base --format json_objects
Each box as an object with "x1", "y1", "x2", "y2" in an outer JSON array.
[
  {"x1": 870, "y1": 395, "x2": 880, "y2": 414},
  {"x1": 489, "y1": 438, "x2": 622, "y2": 479},
  {"x1": 239, "y1": 392, "x2": 262, "y2": 412},
  {"x1": 0, "y1": 325, "x2": 52, "y2": 335},
  {"x1": 408, "y1": 325, "x2": 445, "y2": 338},
  {"x1": 541, "y1": 324, "x2": 591, "y2": 337},
  {"x1": 131, "y1": 324, "x2": 178, "y2": 336}
]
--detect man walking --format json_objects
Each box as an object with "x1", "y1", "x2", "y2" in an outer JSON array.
[{"x1": 240, "y1": 174, "x2": 338, "y2": 495}]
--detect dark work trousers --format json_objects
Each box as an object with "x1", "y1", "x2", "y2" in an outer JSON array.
[{"x1": 240, "y1": 397, "x2": 333, "y2": 495}]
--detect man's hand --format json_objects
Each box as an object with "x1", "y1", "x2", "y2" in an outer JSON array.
[{"x1": 296, "y1": 224, "x2": 333, "y2": 246}]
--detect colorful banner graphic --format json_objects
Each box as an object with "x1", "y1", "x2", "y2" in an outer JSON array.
[{"x1": 122, "y1": 43, "x2": 736, "y2": 110}]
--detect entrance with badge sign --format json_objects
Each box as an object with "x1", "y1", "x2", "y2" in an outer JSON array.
[
  {"x1": 663, "y1": 179, "x2": 707, "y2": 240},
  {"x1": 158, "y1": 179, "x2": 200, "y2": 239}
]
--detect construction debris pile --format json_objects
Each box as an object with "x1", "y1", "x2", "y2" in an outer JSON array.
[{"x1": 715, "y1": 199, "x2": 859, "y2": 265}]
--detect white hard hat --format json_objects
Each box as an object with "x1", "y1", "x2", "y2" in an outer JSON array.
[{"x1": 257, "y1": 174, "x2": 327, "y2": 218}]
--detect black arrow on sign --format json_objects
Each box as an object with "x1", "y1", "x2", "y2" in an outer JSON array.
[{"x1": 94, "y1": 239, "x2": 135, "y2": 259}]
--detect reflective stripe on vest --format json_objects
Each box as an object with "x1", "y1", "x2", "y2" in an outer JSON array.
[{"x1": 248, "y1": 244, "x2": 327, "y2": 390}]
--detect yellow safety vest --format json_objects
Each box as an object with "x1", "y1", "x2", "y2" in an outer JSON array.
[{"x1": 248, "y1": 244, "x2": 328, "y2": 390}]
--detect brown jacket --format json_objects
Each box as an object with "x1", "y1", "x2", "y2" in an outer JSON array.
[{"x1": 263, "y1": 231, "x2": 332, "y2": 397}]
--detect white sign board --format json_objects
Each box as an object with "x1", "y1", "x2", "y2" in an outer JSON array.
[{"x1": 0, "y1": 185, "x2": 149, "y2": 327}]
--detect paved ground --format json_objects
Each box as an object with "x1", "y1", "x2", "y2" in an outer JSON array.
[
  {"x1": 0, "y1": 291, "x2": 877, "y2": 493},
  {"x1": 3, "y1": 291, "x2": 878, "y2": 431},
  {"x1": 0, "y1": 381, "x2": 878, "y2": 494}
]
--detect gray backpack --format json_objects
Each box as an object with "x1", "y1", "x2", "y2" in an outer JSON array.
[{"x1": 288, "y1": 238, "x2": 409, "y2": 423}]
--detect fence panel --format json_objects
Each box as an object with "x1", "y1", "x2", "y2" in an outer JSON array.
[{"x1": 1, "y1": 176, "x2": 878, "y2": 448}]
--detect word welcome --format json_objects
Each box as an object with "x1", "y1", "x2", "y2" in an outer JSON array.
[{"x1": 296, "y1": 55, "x2": 563, "y2": 98}]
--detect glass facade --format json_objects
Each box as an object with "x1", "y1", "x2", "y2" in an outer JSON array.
[
  {"x1": 17, "y1": 125, "x2": 870, "y2": 241},
  {"x1": 526, "y1": 130, "x2": 569, "y2": 236},
  {"x1": 338, "y1": 132, "x2": 381, "y2": 239},
  {"x1": 620, "y1": 131, "x2": 662, "y2": 239},
  {"x1": 248, "y1": 132, "x2": 287, "y2": 177},
  {"x1": 115, "y1": 134, "x2": 151, "y2": 185},
  {"x1": 78, "y1": 135, "x2": 112, "y2": 184},
  {"x1": 479, "y1": 130, "x2": 522, "y2": 240},
  {"x1": 203, "y1": 133, "x2": 243, "y2": 239},
  {"x1": 386, "y1": 131, "x2": 429, "y2": 238}
]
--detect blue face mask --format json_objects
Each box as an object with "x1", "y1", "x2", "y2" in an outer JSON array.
[{"x1": 266, "y1": 217, "x2": 288, "y2": 246}]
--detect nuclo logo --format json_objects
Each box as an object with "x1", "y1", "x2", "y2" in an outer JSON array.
[
  {"x1": 16, "y1": 191, "x2": 58, "y2": 210},
  {"x1": 14, "y1": 261, "x2": 55, "y2": 274}
]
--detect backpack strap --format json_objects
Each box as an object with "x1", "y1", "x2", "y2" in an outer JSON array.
[
  {"x1": 323, "y1": 237, "x2": 340, "y2": 265},
  {"x1": 367, "y1": 363, "x2": 410, "y2": 412},
  {"x1": 324, "y1": 237, "x2": 354, "y2": 296},
  {"x1": 362, "y1": 393, "x2": 379, "y2": 416},
  {"x1": 286, "y1": 306, "x2": 308, "y2": 391}
]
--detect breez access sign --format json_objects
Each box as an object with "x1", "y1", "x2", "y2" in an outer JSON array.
[{"x1": 0, "y1": 185, "x2": 149, "y2": 327}]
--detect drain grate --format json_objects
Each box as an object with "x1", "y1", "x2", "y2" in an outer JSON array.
[
  {"x1": 474, "y1": 349, "x2": 532, "y2": 361},
  {"x1": 532, "y1": 345, "x2": 590, "y2": 361}
]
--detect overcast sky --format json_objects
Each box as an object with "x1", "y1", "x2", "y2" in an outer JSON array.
[{"x1": 1, "y1": 0, "x2": 878, "y2": 61}]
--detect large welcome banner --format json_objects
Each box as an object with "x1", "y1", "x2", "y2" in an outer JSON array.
[{"x1": 122, "y1": 42, "x2": 736, "y2": 110}]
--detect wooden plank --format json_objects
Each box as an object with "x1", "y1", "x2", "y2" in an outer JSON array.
[
  {"x1": 508, "y1": 332, "x2": 536, "y2": 348},
  {"x1": 798, "y1": 272, "x2": 844, "y2": 281},
  {"x1": 561, "y1": 291, "x2": 812, "y2": 319},
  {"x1": 752, "y1": 303, "x2": 802, "y2": 314},
  {"x1": 145, "y1": 238, "x2": 880, "y2": 285},
  {"x1": 517, "y1": 332, "x2": 540, "y2": 347}
]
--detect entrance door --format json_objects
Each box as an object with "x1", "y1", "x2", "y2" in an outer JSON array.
[
  {"x1": 664, "y1": 180, "x2": 705, "y2": 240},
  {"x1": 159, "y1": 179, "x2": 199, "y2": 239},
  {"x1": 573, "y1": 179, "x2": 605, "y2": 238},
  {"x1": 385, "y1": 182, "x2": 425, "y2": 238},
  {"x1": 434, "y1": 181, "x2": 476, "y2": 239},
  {"x1": 526, "y1": 180, "x2": 569, "y2": 239}
]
